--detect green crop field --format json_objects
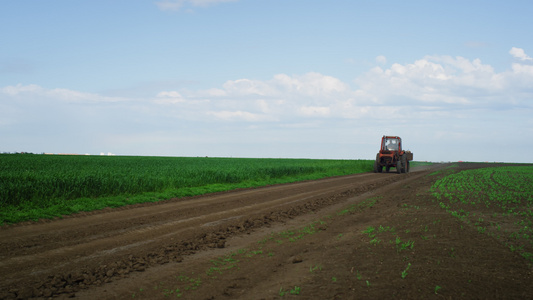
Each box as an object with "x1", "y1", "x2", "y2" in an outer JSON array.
[
  {"x1": 0, "y1": 154, "x2": 373, "y2": 224},
  {"x1": 430, "y1": 165, "x2": 533, "y2": 263}
]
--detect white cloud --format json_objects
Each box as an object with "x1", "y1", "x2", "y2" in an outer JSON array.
[
  {"x1": 206, "y1": 110, "x2": 274, "y2": 122},
  {"x1": 222, "y1": 78, "x2": 273, "y2": 96},
  {"x1": 150, "y1": 49, "x2": 533, "y2": 123},
  {"x1": 157, "y1": 91, "x2": 183, "y2": 98},
  {"x1": 376, "y1": 55, "x2": 387, "y2": 65},
  {"x1": 154, "y1": 91, "x2": 186, "y2": 104},
  {"x1": 1, "y1": 84, "x2": 43, "y2": 96},
  {"x1": 511, "y1": 62, "x2": 533, "y2": 75},
  {"x1": 354, "y1": 54, "x2": 518, "y2": 108},
  {"x1": 509, "y1": 47, "x2": 533, "y2": 61},
  {"x1": 1, "y1": 84, "x2": 126, "y2": 103},
  {"x1": 272, "y1": 72, "x2": 349, "y2": 96},
  {"x1": 156, "y1": 0, "x2": 238, "y2": 11},
  {"x1": 215, "y1": 72, "x2": 349, "y2": 100}
]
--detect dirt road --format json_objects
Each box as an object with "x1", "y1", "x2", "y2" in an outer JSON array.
[{"x1": 1, "y1": 164, "x2": 531, "y2": 299}]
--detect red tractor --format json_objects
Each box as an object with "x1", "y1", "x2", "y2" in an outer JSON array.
[{"x1": 373, "y1": 136, "x2": 413, "y2": 174}]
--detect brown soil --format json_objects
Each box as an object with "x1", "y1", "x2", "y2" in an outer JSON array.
[{"x1": 1, "y1": 163, "x2": 531, "y2": 299}]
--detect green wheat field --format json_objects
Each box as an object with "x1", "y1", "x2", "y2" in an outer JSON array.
[{"x1": 0, "y1": 154, "x2": 373, "y2": 224}]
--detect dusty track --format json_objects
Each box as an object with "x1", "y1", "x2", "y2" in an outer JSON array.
[
  {"x1": 1, "y1": 163, "x2": 531, "y2": 299},
  {"x1": 1, "y1": 169, "x2": 420, "y2": 299}
]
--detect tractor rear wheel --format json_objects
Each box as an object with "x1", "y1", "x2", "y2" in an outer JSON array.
[
  {"x1": 401, "y1": 155, "x2": 407, "y2": 173},
  {"x1": 396, "y1": 159, "x2": 402, "y2": 174}
]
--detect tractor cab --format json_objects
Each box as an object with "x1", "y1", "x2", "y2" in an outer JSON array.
[{"x1": 381, "y1": 136, "x2": 402, "y2": 152}]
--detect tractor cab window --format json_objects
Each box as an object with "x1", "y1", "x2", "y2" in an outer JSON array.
[{"x1": 385, "y1": 138, "x2": 399, "y2": 151}]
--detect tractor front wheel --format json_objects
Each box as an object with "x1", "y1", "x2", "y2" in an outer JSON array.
[
  {"x1": 374, "y1": 154, "x2": 383, "y2": 173},
  {"x1": 374, "y1": 159, "x2": 382, "y2": 173}
]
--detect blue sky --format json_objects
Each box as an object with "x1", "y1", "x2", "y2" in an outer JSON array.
[{"x1": 1, "y1": 0, "x2": 532, "y2": 162}]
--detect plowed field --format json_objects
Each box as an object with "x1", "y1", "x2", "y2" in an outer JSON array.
[{"x1": 1, "y1": 163, "x2": 531, "y2": 299}]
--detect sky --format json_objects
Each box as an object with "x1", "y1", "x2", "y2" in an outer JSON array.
[{"x1": 1, "y1": 0, "x2": 532, "y2": 162}]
